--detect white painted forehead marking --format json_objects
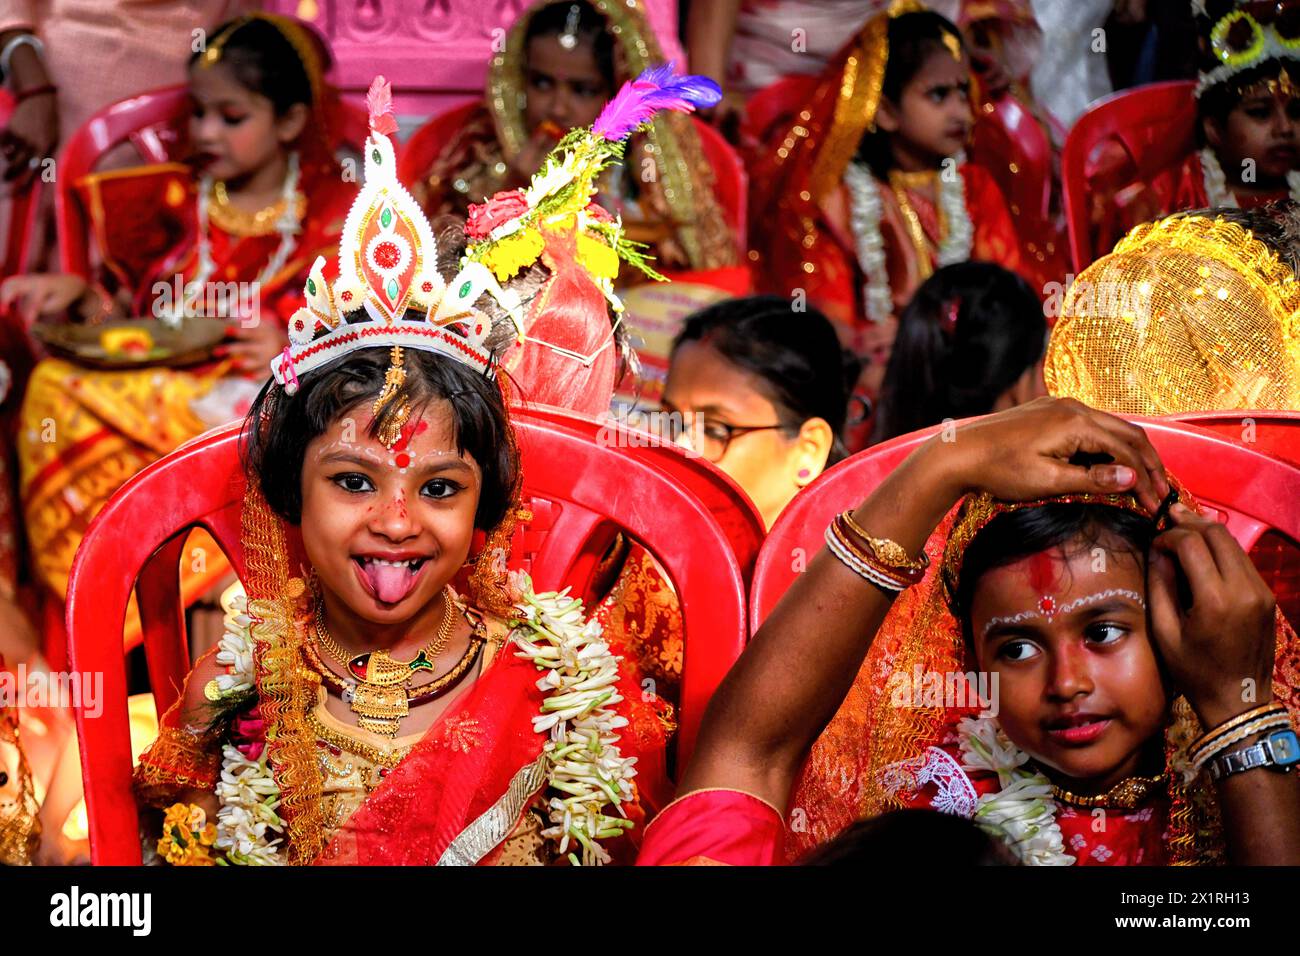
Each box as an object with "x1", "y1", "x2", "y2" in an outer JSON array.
[{"x1": 980, "y1": 589, "x2": 1146, "y2": 639}]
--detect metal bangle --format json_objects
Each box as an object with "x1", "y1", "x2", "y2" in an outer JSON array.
[{"x1": 0, "y1": 34, "x2": 45, "y2": 85}]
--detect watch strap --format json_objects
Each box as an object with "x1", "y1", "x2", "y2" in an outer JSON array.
[{"x1": 1207, "y1": 729, "x2": 1300, "y2": 782}]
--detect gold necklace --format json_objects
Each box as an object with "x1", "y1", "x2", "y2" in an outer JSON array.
[
  {"x1": 889, "y1": 168, "x2": 938, "y2": 190},
  {"x1": 887, "y1": 173, "x2": 937, "y2": 282},
  {"x1": 313, "y1": 587, "x2": 458, "y2": 737},
  {"x1": 1052, "y1": 772, "x2": 1167, "y2": 810},
  {"x1": 208, "y1": 180, "x2": 305, "y2": 237},
  {"x1": 304, "y1": 630, "x2": 483, "y2": 704}
]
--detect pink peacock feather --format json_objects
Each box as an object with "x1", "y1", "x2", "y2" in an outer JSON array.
[
  {"x1": 591, "y1": 62, "x2": 722, "y2": 142},
  {"x1": 366, "y1": 75, "x2": 400, "y2": 137}
]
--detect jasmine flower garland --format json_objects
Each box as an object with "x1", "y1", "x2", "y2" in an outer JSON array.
[
  {"x1": 509, "y1": 572, "x2": 639, "y2": 866},
  {"x1": 844, "y1": 158, "x2": 973, "y2": 324},
  {"x1": 188, "y1": 576, "x2": 637, "y2": 867},
  {"x1": 957, "y1": 715, "x2": 1074, "y2": 866}
]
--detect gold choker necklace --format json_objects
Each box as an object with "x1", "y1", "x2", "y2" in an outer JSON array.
[
  {"x1": 1051, "y1": 772, "x2": 1167, "y2": 810},
  {"x1": 312, "y1": 587, "x2": 458, "y2": 736},
  {"x1": 208, "y1": 180, "x2": 305, "y2": 237}
]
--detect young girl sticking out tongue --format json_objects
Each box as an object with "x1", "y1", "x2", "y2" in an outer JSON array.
[{"x1": 131, "y1": 67, "x2": 722, "y2": 866}]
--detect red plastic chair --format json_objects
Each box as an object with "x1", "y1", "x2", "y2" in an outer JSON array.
[
  {"x1": 751, "y1": 416, "x2": 1300, "y2": 631},
  {"x1": 512, "y1": 403, "x2": 765, "y2": 583},
  {"x1": 1062, "y1": 80, "x2": 1197, "y2": 273},
  {"x1": 1166, "y1": 410, "x2": 1300, "y2": 467},
  {"x1": 398, "y1": 102, "x2": 748, "y2": 257},
  {"x1": 67, "y1": 414, "x2": 749, "y2": 863},
  {"x1": 969, "y1": 94, "x2": 1052, "y2": 227},
  {"x1": 56, "y1": 85, "x2": 369, "y2": 277},
  {"x1": 739, "y1": 74, "x2": 817, "y2": 153}
]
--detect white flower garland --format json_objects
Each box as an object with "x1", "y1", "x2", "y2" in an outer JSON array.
[
  {"x1": 1200, "y1": 147, "x2": 1300, "y2": 209},
  {"x1": 510, "y1": 572, "x2": 639, "y2": 866},
  {"x1": 844, "y1": 158, "x2": 973, "y2": 324},
  {"x1": 209, "y1": 583, "x2": 285, "y2": 865},
  {"x1": 957, "y1": 714, "x2": 1074, "y2": 866}
]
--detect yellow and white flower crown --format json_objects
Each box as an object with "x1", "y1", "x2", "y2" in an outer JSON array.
[
  {"x1": 1194, "y1": 0, "x2": 1300, "y2": 97},
  {"x1": 270, "y1": 77, "x2": 524, "y2": 393}
]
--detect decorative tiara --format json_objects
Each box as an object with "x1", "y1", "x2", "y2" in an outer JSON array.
[
  {"x1": 1195, "y1": 2, "x2": 1300, "y2": 98},
  {"x1": 270, "y1": 64, "x2": 721, "y2": 406},
  {"x1": 270, "y1": 77, "x2": 523, "y2": 393}
]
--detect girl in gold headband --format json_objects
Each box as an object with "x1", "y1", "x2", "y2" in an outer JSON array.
[
  {"x1": 747, "y1": 4, "x2": 1033, "y2": 448},
  {"x1": 3, "y1": 15, "x2": 356, "y2": 632}
]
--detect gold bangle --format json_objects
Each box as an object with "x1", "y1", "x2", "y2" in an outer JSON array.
[
  {"x1": 1190, "y1": 702, "x2": 1287, "y2": 761},
  {"x1": 839, "y1": 511, "x2": 929, "y2": 573}
]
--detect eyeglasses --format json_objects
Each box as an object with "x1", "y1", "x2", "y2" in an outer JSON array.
[{"x1": 660, "y1": 411, "x2": 789, "y2": 463}]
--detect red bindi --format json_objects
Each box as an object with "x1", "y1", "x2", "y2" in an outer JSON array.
[{"x1": 395, "y1": 452, "x2": 411, "y2": 469}]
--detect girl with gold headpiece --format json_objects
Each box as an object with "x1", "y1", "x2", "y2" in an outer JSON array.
[
  {"x1": 415, "y1": 0, "x2": 737, "y2": 281},
  {"x1": 1095, "y1": 1, "x2": 1300, "y2": 258},
  {"x1": 747, "y1": 3, "x2": 1032, "y2": 442},
  {"x1": 128, "y1": 66, "x2": 727, "y2": 865},
  {"x1": 639, "y1": 398, "x2": 1300, "y2": 865},
  {"x1": 4, "y1": 15, "x2": 355, "y2": 628}
]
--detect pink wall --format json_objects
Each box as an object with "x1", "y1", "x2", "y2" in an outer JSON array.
[{"x1": 264, "y1": 0, "x2": 685, "y2": 119}]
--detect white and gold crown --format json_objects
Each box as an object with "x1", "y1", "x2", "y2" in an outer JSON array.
[
  {"x1": 1195, "y1": 0, "x2": 1300, "y2": 97},
  {"x1": 270, "y1": 76, "x2": 523, "y2": 394}
]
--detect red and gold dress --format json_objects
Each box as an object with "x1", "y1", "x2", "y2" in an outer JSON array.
[
  {"x1": 785, "y1": 490, "x2": 1300, "y2": 865},
  {"x1": 134, "y1": 542, "x2": 672, "y2": 866},
  {"x1": 17, "y1": 156, "x2": 352, "y2": 643},
  {"x1": 414, "y1": 0, "x2": 738, "y2": 282}
]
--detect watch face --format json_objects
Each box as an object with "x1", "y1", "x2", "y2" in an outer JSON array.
[{"x1": 1272, "y1": 729, "x2": 1300, "y2": 766}]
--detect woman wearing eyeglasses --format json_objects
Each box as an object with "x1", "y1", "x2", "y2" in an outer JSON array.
[
  {"x1": 659, "y1": 295, "x2": 861, "y2": 529},
  {"x1": 586, "y1": 296, "x2": 858, "y2": 727}
]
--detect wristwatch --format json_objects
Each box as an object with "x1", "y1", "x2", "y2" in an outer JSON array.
[{"x1": 1206, "y1": 728, "x2": 1300, "y2": 782}]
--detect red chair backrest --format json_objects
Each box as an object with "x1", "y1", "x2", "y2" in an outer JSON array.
[
  {"x1": 1061, "y1": 80, "x2": 1197, "y2": 273},
  {"x1": 969, "y1": 94, "x2": 1053, "y2": 226},
  {"x1": 398, "y1": 104, "x2": 746, "y2": 256},
  {"x1": 56, "y1": 85, "x2": 191, "y2": 276},
  {"x1": 56, "y1": 85, "x2": 369, "y2": 277},
  {"x1": 68, "y1": 415, "x2": 748, "y2": 863},
  {"x1": 691, "y1": 118, "x2": 747, "y2": 256},
  {"x1": 1166, "y1": 410, "x2": 1300, "y2": 467},
  {"x1": 512, "y1": 403, "x2": 766, "y2": 583},
  {"x1": 751, "y1": 416, "x2": 1300, "y2": 632}
]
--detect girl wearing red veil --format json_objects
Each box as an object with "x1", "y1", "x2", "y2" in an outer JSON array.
[
  {"x1": 130, "y1": 67, "x2": 724, "y2": 866},
  {"x1": 747, "y1": 2, "x2": 1030, "y2": 432},
  {"x1": 639, "y1": 400, "x2": 1300, "y2": 866}
]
